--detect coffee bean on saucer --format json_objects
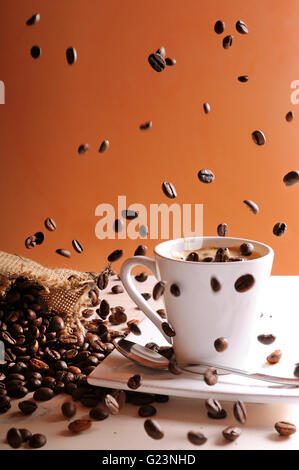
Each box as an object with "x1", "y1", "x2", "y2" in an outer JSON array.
[
  {"x1": 234, "y1": 274, "x2": 255, "y2": 292},
  {"x1": 140, "y1": 121, "x2": 152, "y2": 130},
  {"x1": 139, "y1": 405, "x2": 157, "y2": 417},
  {"x1": 214, "y1": 20, "x2": 225, "y2": 34},
  {"x1": 99, "y1": 140, "x2": 109, "y2": 153},
  {"x1": 26, "y1": 13, "x2": 40, "y2": 25},
  {"x1": 165, "y1": 57, "x2": 176, "y2": 66},
  {"x1": 156, "y1": 47, "x2": 165, "y2": 57},
  {"x1": 217, "y1": 223, "x2": 228, "y2": 236},
  {"x1": 222, "y1": 35, "x2": 233, "y2": 49},
  {"x1": 215, "y1": 247, "x2": 230, "y2": 262},
  {"x1": 170, "y1": 283, "x2": 180, "y2": 297},
  {"x1": 203, "y1": 103, "x2": 210, "y2": 114},
  {"x1": 44, "y1": 217, "x2": 56, "y2": 231},
  {"x1": 211, "y1": 277, "x2": 221, "y2": 292},
  {"x1": 144, "y1": 419, "x2": 164, "y2": 439},
  {"x1": 233, "y1": 400, "x2": 247, "y2": 424},
  {"x1": 111, "y1": 285, "x2": 124, "y2": 294},
  {"x1": 187, "y1": 431, "x2": 207, "y2": 445},
  {"x1": 29, "y1": 433, "x2": 47, "y2": 448},
  {"x1": 89, "y1": 406, "x2": 109, "y2": 421},
  {"x1": 198, "y1": 169, "x2": 215, "y2": 183},
  {"x1": 286, "y1": 111, "x2": 294, "y2": 122},
  {"x1": 134, "y1": 245, "x2": 148, "y2": 256},
  {"x1": 252, "y1": 130, "x2": 266, "y2": 146},
  {"x1": 153, "y1": 281, "x2": 166, "y2": 300},
  {"x1": 56, "y1": 249, "x2": 71, "y2": 258},
  {"x1": 78, "y1": 144, "x2": 89, "y2": 154},
  {"x1": 148, "y1": 53, "x2": 166, "y2": 72},
  {"x1": 283, "y1": 171, "x2": 299, "y2": 187},
  {"x1": 168, "y1": 360, "x2": 183, "y2": 375},
  {"x1": 66, "y1": 47, "x2": 77, "y2": 65},
  {"x1": 162, "y1": 181, "x2": 177, "y2": 199},
  {"x1": 236, "y1": 20, "x2": 248, "y2": 34},
  {"x1": 214, "y1": 337, "x2": 228, "y2": 352},
  {"x1": 257, "y1": 334, "x2": 276, "y2": 345},
  {"x1": 157, "y1": 309, "x2": 166, "y2": 319},
  {"x1": 273, "y1": 222, "x2": 287, "y2": 237},
  {"x1": 240, "y1": 242, "x2": 254, "y2": 256},
  {"x1": 62, "y1": 401, "x2": 76, "y2": 419},
  {"x1": 162, "y1": 322, "x2": 176, "y2": 337},
  {"x1": 121, "y1": 209, "x2": 139, "y2": 220},
  {"x1": 19, "y1": 429, "x2": 32, "y2": 442},
  {"x1": 18, "y1": 400, "x2": 37, "y2": 415},
  {"x1": 238, "y1": 75, "x2": 249, "y2": 82},
  {"x1": 7, "y1": 428, "x2": 22, "y2": 448},
  {"x1": 127, "y1": 374, "x2": 141, "y2": 390},
  {"x1": 222, "y1": 426, "x2": 241, "y2": 441},
  {"x1": 72, "y1": 239, "x2": 83, "y2": 253},
  {"x1": 135, "y1": 272, "x2": 148, "y2": 282},
  {"x1": 275, "y1": 421, "x2": 296, "y2": 436},
  {"x1": 107, "y1": 249, "x2": 123, "y2": 262},
  {"x1": 243, "y1": 199, "x2": 259, "y2": 214},
  {"x1": 204, "y1": 368, "x2": 218, "y2": 386},
  {"x1": 31, "y1": 45, "x2": 41, "y2": 58},
  {"x1": 186, "y1": 252, "x2": 199, "y2": 262},
  {"x1": 267, "y1": 349, "x2": 282, "y2": 364}
]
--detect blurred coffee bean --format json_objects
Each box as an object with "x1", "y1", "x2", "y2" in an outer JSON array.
[
  {"x1": 89, "y1": 406, "x2": 109, "y2": 421},
  {"x1": 187, "y1": 431, "x2": 207, "y2": 445},
  {"x1": 56, "y1": 249, "x2": 71, "y2": 258},
  {"x1": 26, "y1": 13, "x2": 40, "y2": 25},
  {"x1": 257, "y1": 334, "x2": 276, "y2": 345},
  {"x1": 44, "y1": 217, "x2": 56, "y2": 231},
  {"x1": 222, "y1": 35, "x2": 233, "y2": 49},
  {"x1": 170, "y1": 284, "x2": 180, "y2": 297},
  {"x1": 72, "y1": 240, "x2": 83, "y2": 253},
  {"x1": 33, "y1": 386, "x2": 54, "y2": 401},
  {"x1": 111, "y1": 285, "x2": 124, "y2": 294},
  {"x1": 127, "y1": 374, "x2": 141, "y2": 390},
  {"x1": 29, "y1": 433, "x2": 47, "y2": 448},
  {"x1": 233, "y1": 400, "x2": 247, "y2": 424},
  {"x1": 203, "y1": 103, "x2": 210, "y2": 114},
  {"x1": 135, "y1": 272, "x2": 148, "y2": 282},
  {"x1": 18, "y1": 400, "x2": 37, "y2": 415},
  {"x1": 273, "y1": 222, "x2": 287, "y2": 237},
  {"x1": 134, "y1": 245, "x2": 148, "y2": 256},
  {"x1": 140, "y1": 121, "x2": 152, "y2": 130},
  {"x1": 198, "y1": 169, "x2": 215, "y2": 183},
  {"x1": 107, "y1": 249, "x2": 123, "y2": 262},
  {"x1": 217, "y1": 223, "x2": 228, "y2": 237},
  {"x1": 138, "y1": 405, "x2": 157, "y2": 417},
  {"x1": 236, "y1": 20, "x2": 248, "y2": 34},
  {"x1": 222, "y1": 426, "x2": 241, "y2": 441},
  {"x1": 31, "y1": 45, "x2": 41, "y2": 59},
  {"x1": 168, "y1": 360, "x2": 182, "y2": 375},
  {"x1": 275, "y1": 421, "x2": 297, "y2": 436},
  {"x1": 165, "y1": 57, "x2": 176, "y2": 66},
  {"x1": 186, "y1": 252, "x2": 199, "y2": 262},
  {"x1": 215, "y1": 247, "x2": 230, "y2": 262},
  {"x1": 283, "y1": 171, "x2": 299, "y2": 187},
  {"x1": 238, "y1": 75, "x2": 249, "y2": 82},
  {"x1": 69, "y1": 419, "x2": 92, "y2": 433},
  {"x1": 104, "y1": 394, "x2": 119, "y2": 415},
  {"x1": 162, "y1": 322, "x2": 176, "y2": 337},
  {"x1": 214, "y1": 337, "x2": 228, "y2": 352},
  {"x1": 66, "y1": 47, "x2": 77, "y2": 65},
  {"x1": 62, "y1": 401, "x2": 77, "y2": 419},
  {"x1": 162, "y1": 181, "x2": 177, "y2": 199},
  {"x1": 127, "y1": 320, "x2": 141, "y2": 335},
  {"x1": 99, "y1": 140, "x2": 109, "y2": 153},
  {"x1": 211, "y1": 277, "x2": 221, "y2": 292},
  {"x1": 141, "y1": 292, "x2": 151, "y2": 301},
  {"x1": 153, "y1": 281, "x2": 166, "y2": 300},
  {"x1": 78, "y1": 144, "x2": 89, "y2": 155},
  {"x1": 243, "y1": 199, "x2": 259, "y2": 214},
  {"x1": 204, "y1": 368, "x2": 218, "y2": 386},
  {"x1": 144, "y1": 419, "x2": 164, "y2": 439},
  {"x1": 267, "y1": 349, "x2": 282, "y2": 364},
  {"x1": 19, "y1": 428, "x2": 32, "y2": 442},
  {"x1": 7, "y1": 428, "x2": 22, "y2": 448},
  {"x1": 286, "y1": 111, "x2": 294, "y2": 122}
]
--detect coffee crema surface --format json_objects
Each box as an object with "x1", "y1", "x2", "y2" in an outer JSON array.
[{"x1": 172, "y1": 245, "x2": 262, "y2": 262}]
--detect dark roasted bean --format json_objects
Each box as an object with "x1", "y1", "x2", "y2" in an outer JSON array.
[
  {"x1": 223, "y1": 35, "x2": 233, "y2": 49},
  {"x1": 68, "y1": 419, "x2": 92, "y2": 433},
  {"x1": 187, "y1": 431, "x2": 207, "y2": 445},
  {"x1": 78, "y1": 144, "x2": 89, "y2": 154},
  {"x1": 233, "y1": 400, "x2": 247, "y2": 424},
  {"x1": 104, "y1": 394, "x2": 119, "y2": 415},
  {"x1": 18, "y1": 400, "x2": 37, "y2": 415},
  {"x1": 186, "y1": 252, "x2": 199, "y2": 262},
  {"x1": 215, "y1": 247, "x2": 230, "y2": 262},
  {"x1": 243, "y1": 199, "x2": 259, "y2": 214},
  {"x1": 162, "y1": 181, "x2": 177, "y2": 199},
  {"x1": 156, "y1": 47, "x2": 165, "y2": 57},
  {"x1": 214, "y1": 20, "x2": 225, "y2": 34},
  {"x1": 285, "y1": 111, "x2": 294, "y2": 122},
  {"x1": 170, "y1": 283, "x2": 180, "y2": 297},
  {"x1": 56, "y1": 249, "x2": 71, "y2": 258},
  {"x1": 66, "y1": 47, "x2": 77, "y2": 65},
  {"x1": 19, "y1": 428, "x2": 32, "y2": 442},
  {"x1": 283, "y1": 171, "x2": 299, "y2": 187},
  {"x1": 217, "y1": 223, "x2": 228, "y2": 237},
  {"x1": 252, "y1": 130, "x2": 266, "y2": 146},
  {"x1": 234, "y1": 274, "x2": 255, "y2": 292},
  {"x1": 240, "y1": 242, "x2": 254, "y2": 256},
  {"x1": 211, "y1": 277, "x2": 221, "y2": 292},
  {"x1": 141, "y1": 292, "x2": 151, "y2": 301},
  {"x1": 127, "y1": 320, "x2": 141, "y2": 336},
  {"x1": 257, "y1": 334, "x2": 276, "y2": 345},
  {"x1": 107, "y1": 249, "x2": 123, "y2": 262},
  {"x1": 7, "y1": 428, "x2": 22, "y2": 448},
  {"x1": 165, "y1": 57, "x2": 176, "y2": 66},
  {"x1": 127, "y1": 374, "x2": 141, "y2": 390},
  {"x1": 214, "y1": 337, "x2": 228, "y2": 352},
  {"x1": 31, "y1": 45, "x2": 41, "y2": 59},
  {"x1": 62, "y1": 401, "x2": 77, "y2": 419},
  {"x1": 44, "y1": 217, "x2": 56, "y2": 231},
  {"x1": 33, "y1": 386, "x2": 54, "y2": 401},
  {"x1": 134, "y1": 245, "x2": 148, "y2": 256},
  {"x1": 111, "y1": 285, "x2": 124, "y2": 294},
  {"x1": 97, "y1": 272, "x2": 109, "y2": 290},
  {"x1": 89, "y1": 406, "x2": 109, "y2": 421},
  {"x1": 140, "y1": 121, "x2": 152, "y2": 130},
  {"x1": 203, "y1": 103, "x2": 210, "y2": 114},
  {"x1": 238, "y1": 75, "x2": 249, "y2": 82},
  {"x1": 148, "y1": 53, "x2": 166, "y2": 72},
  {"x1": 144, "y1": 419, "x2": 164, "y2": 439},
  {"x1": 168, "y1": 360, "x2": 183, "y2": 375},
  {"x1": 153, "y1": 281, "x2": 166, "y2": 300},
  {"x1": 29, "y1": 433, "x2": 47, "y2": 448},
  {"x1": 26, "y1": 13, "x2": 40, "y2": 25},
  {"x1": 162, "y1": 321, "x2": 176, "y2": 337},
  {"x1": 138, "y1": 405, "x2": 157, "y2": 417},
  {"x1": 236, "y1": 20, "x2": 248, "y2": 34},
  {"x1": 198, "y1": 169, "x2": 215, "y2": 183},
  {"x1": 72, "y1": 239, "x2": 83, "y2": 253},
  {"x1": 99, "y1": 139, "x2": 109, "y2": 153},
  {"x1": 135, "y1": 272, "x2": 148, "y2": 282},
  {"x1": 273, "y1": 222, "x2": 287, "y2": 237}
]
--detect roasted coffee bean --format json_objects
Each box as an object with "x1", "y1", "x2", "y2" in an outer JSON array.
[
  {"x1": 59, "y1": 333, "x2": 79, "y2": 346},
  {"x1": 29, "y1": 358, "x2": 48, "y2": 374},
  {"x1": 18, "y1": 400, "x2": 37, "y2": 415},
  {"x1": 134, "y1": 245, "x2": 148, "y2": 256},
  {"x1": 97, "y1": 272, "x2": 109, "y2": 290},
  {"x1": 205, "y1": 398, "x2": 226, "y2": 419},
  {"x1": 29, "y1": 433, "x2": 47, "y2": 448},
  {"x1": 127, "y1": 320, "x2": 141, "y2": 335},
  {"x1": 233, "y1": 400, "x2": 247, "y2": 424},
  {"x1": 252, "y1": 130, "x2": 266, "y2": 146},
  {"x1": 42, "y1": 377, "x2": 57, "y2": 389},
  {"x1": 121, "y1": 209, "x2": 138, "y2": 220},
  {"x1": 107, "y1": 249, "x2": 123, "y2": 262},
  {"x1": 1, "y1": 331, "x2": 16, "y2": 345},
  {"x1": 198, "y1": 169, "x2": 215, "y2": 183},
  {"x1": 7, "y1": 384, "x2": 28, "y2": 398},
  {"x1": 267, "y1": 349, "x2": 282, "y2": 364},
  {"x1": 156, "y1": 47, "x2": 165, "y2": 57},
  {"x1": 144, "y1": 419, "x2": 164, "y2": 439},
  {"x1": 66, "y1": 47, "x2": 77, "y2": 65},
  {"x1": 0, "y1": 396, "x2": 11, "y2": 413},
  {"x1": 141, "y1": 292, "x2": 151, "y2": 301},
  {"x1": 78, "y1": 144, "x2": 89, "y2": 154},
  {"x1": 138, "y1": 405, "x2": 157, "y2": 417},
  {"x1": 186, "y1": 252, "x2": 199, "y2": 262},
  {"x1": 113, "y1": 219, "x2": 123, "y2": 233},
  {"x1": 214, "y1": 337, "x2": 228, "y2": 352},
  {"x1": 26, "y1": 13, "x2": 40, "y2": 25},
  {"x1": 243, "y1": 199, "x2": 259, "y2": 214},
  {"x1": 204, "y1": 368, "x2": 218, "y2": 386},
  {"x1": 286, "y1": 111, "x2": 294, "y2": 122},
  {"x1": 26, "y1": 378, "x2": 42, "y2": 391},
  {"x1": 53, "y1": 360, "x2": 68, "y2": 371},
  {"x1": 72, "y1": 239, "x2": 83, "y2": 253},
  {"x1": 170, "y1": 283, "x2": 180, "y2": 297},
  {"x1": 203, "y1": 103, "x2": 210, "y2": 114},
  {"x1": 215, "y1": 247, "x2": 230, "y2": 262},
  {"x1": 82, "y1": 309, "x2": 94, "y2": 319},
  {"x1": 109, "y1": 308, "x2": 127, "y2": 325},
  {"x1": 19, "y1": 428, "x2": 32, "y2": 442},
  {"x1": 50, "y1": 315, "x2": 65, "y2": 331},
  {"x1": 187, "y1": 431, "x2": 207, "y2": 446},
  {"x1": 157, "y1": 309, "x2": 166, "y2": 319},
  {"x1": 68, "y1": 419, "x2": 92, "y2": 433},
  {"x1": 97, "y1": 299, "x2": 109, "y2": 320},
  {"x1": 33, "y1": 386, "x2": 54, "y2": 401},
  {"x1": 217, "y1": 223, "x2": 228, "y2": 237},
  {"x1": 211, "y1": 277, "x2": 221, "y2": 292},
  {"x1": 240, "y1": 242, "x2": 254, "y2": 256},
  {"x1": 127, "y1": 374, "x2": 141, "y2": 390},
  {"x1": 257, "y1": 334, "x2": 276, "y2": 345},
  {"x1": 99, "y1": 139, "x2": 109, "y2": 153},
  {"x1": 104, "y1": 394, "x2": 119, "y2": 415},
  {"x1": 89, "y1": 406, "x2": 109, "y2": 421},
  {"x1": 234, "y1": 274, "x2": 255, "y2": 293},
  {"x1": 25, "y1": 235, "x2": 36, "y2": 249},
  {"x1": 111, "y1": 285, "x2": 124, "y2": 294},
  {"x1": 148, "y1": 53, "x2": 166, "y2": 72},
  {"x1": 162, "y1": 322, "x2": 176, "y2": 337},
  {"x1": 62, "y1": 401, "x2": 77, "y2": 419},
  {"x1": 223, "y1": 35, "x2": 233, "y2": 49},
  {"x1": 273, "y1": 222, "x2": 287, "y2": 237},
  {"x1": 168, "y1": 360, "x2": 183, "y2": 375},
  {"x1": 44, "y1": 217, "x2": 56, "y2": 231},
  {"x1": 214, "y1": 20, "x2": 225, "y2": 34},
  {"x1": 80, "y1": 393, "x2": 100, "y2": 408},
  {"x1": 31, "y1": 45, "x2": 41, "y2": 59},
  {"x1": 153, "y1": 281, "x2": 166, "y2": 300},
  {"x1": 135, "y1": 272, "x2": 148, "y2": 282},
  {"x1": 236, "y1": 20, "x2": 248, "y2": 34},
  {"x1": 56, "y1": 249, "x2": 71, "y2": 258},
  {"x1": 162, "y1": 181, "x2": 177, "y2": 199},
  {"x1": 140, "y1": 121, "x2": 152, "y2": 130},
  {"x1": 165, "y1": 57, "x2": 176, "y2": 66},
  {"x1": 275, "y1": 421, "x2": 296, "y2": 436},
  {"x1": 7, "y1": 428, "x2": 22, "y2": 448},
  {"x1": 238, "y1": 75, "x2": 249, "y2": 82},
  {"x1": 222, "y1": 426, "x2": 241, "y2": 442},
  {"x1": 283, "y1": 170, "x2": 299, "y2": 187}
]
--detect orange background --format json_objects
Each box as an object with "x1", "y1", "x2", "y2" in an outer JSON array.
[{"x1": 0, "y1": 0, "x2": 298, "y2": 275}]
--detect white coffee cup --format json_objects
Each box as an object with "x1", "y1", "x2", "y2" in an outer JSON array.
[{"x1": 120, "y1": 237, "x2": 274, "y2": 369}]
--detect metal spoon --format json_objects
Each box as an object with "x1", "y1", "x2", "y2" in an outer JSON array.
[{"x1": 113, "y1": 338, "x2": 299, "y2": 387}]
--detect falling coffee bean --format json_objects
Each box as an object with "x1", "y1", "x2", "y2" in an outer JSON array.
[
  {"x1": 138, "y1": 405, "x2": 156, "y2": 417},
  {"x1": 198, "y1": 169, "x2": 215, "y2": 183},
  {"x1": 211, "y1": 277, "x2": 221, "y2": 292},
  {"x1": 267, "y1": 349, "x2": 282, "y2": 364},
  {"x1": 121, "y1": 209, "x2": 138, "y2": 220},
  {"x1": 97, "y1": 272, "x2": 109, "y2": 290},
  {"x1": 134, "y1": 245, "x2": 148, "y2": 256},
  {"x1": 140, "y1": 121, "x2": 152, "y2": 130},
  {"x1": 170, "y1": 283, "x2": 180, "y2": 297},
  {"x1": 214, "y1": 20, "x2": 225, "y2": 34},
  {"x1": 186, "y1": 252, "x2": 199, "y2": 262},
  {"x1": 236, "y1": 20, "x2": 248, "y2": 34},
  {"x1": 62, "y1": 401, "x2": 76, "y2": 419},
  {"x1": 127, "y1": 374, "x2": 141, "y2": 390},
  {"x1": 234, "y1": 274, "x2": 255, "y2": 292},
  {"x1": 204, "y1": 368, "x2": 218, "y2": 386},
  {"x1": 148, "y1": 53, "x2": 166, "y2": 72},
  {"x1": 68, "y1": 419, "x2": 92, "y2": 433},
  {"x1": 233, "y1": 400, "x2": 247, "y2": 424},
  {"x1": 135, "y1": 272, "x2": 148, "y2": 282},
  {"x1": 157, "y1": 309, "x2": 166, "y2": 319},
  {"x1": 243, "y1": 199, "x2": 259, "y2": 214},
  {"x1": 203, "y1": 103, "x2": 210, "y2": 114},
  {"x1": 257, "y1": 334, "x2": 276, "y2": 345},
  {"x1": 153, "y1": 281, "x2": 166, "y2": 300},
  {"x1": 31, "y1": 45, "x2": 41, "y2": 59},
  {"x1": 78, "y1": 143, "x2": 89, "y2": 154},
  {"x1": 66, "y1": 47, "x2": 77, "y2": 65},
  {"x1": 273, "y1": 222, "x2": 287, "y2": 237},
  {"x1": 162, "y1": 322, "x2": 176, "y2": 337},
  {"x1": 99, "y1": 140, "x2": 109, "y2": 153},
  {"x1": 18, "y1": 400, "x2": 37, "y2": 415},
  {"x1": 26, "y1": 13, "x2": 40, "y2": 25},
  {"x1": 214, "y1": 337, "x2": 228, "y2": 352},
  {"x1": 238, "y1": 75, "x2": 249, "y2": 82},
  {"x1": 283, "y1": 171, "x2": 299, "y2": 187},
  {"x1": 144, "y1": 419, "x2": 164, "y2": 439},
  {"x1": 162, "y1": 181, "x2": 177, "y2": 199},
  {"x1": 29, "y1": 433, "x2": 47, "y2": 448},
  {"x1": 72, "y1": 239, "x2": 83, "y2": 253},
  {"x1": 34, "y1": 232, "x2": 44, "y2": 245},
  {"x1": 222, "y1": 35, "x2": 233, "y2": 49},
  {"x1": 240, "y1": 242, "x2": 254, "y2": 256},
  {"x1": 165, "y1": 57, "x2": 176, "y2": 66},
  {"x1": 107, "y1": 249, "x2": 123, "y2": 262},
  {"x1": 252, "y1": 130, "x2": 266, "y2": 146},
  {"x1": 56, "y1": 249, "x2": 71, "y2": 258},
  {"x1": 275, "y1": 421, "x2": 296, "y2": 437},
  {"x1": 156, "y1": 47, "x2": 165, "y2": 57},
  {"x1": 44, "y1": 217, "x2": 56, "y2": 231},
  {"x1": 286, "y1": 111, "x2": 294, "y2": 122},
  {"x1": 222, "y1": 426, "x2": 241, "y2": 442},
  {"x1": 187, "y1": 431, "x2": 207, "y2": 445},
  {"x1": 7, "y1": 428, "x2": 22, "y2": 448},
  {"x1": 217, "y1": 223, "x2": 228, "y2": 237}
]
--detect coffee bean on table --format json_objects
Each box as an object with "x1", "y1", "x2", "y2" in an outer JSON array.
[
  {"x1": 56, "y1": 249, "x2": 71, "y2": 258},
  {"x1": 62, "y1": 401, "x2": 76, "y2": 419},
  {"x1": 135, "y1": 272, "x2": 148, "y2": 282},
  {"x1": 44, "y1": 217, "x2": 56, "y2": 231},
  {"x1": 111, "y1": 285, "x2": 124, "y2": 294},
  {"x1": 238, "y1": 75, "x2": 249, "y2": 82},
  {"x1": 267, "y1": 349, "x2": 282, "y2": 364},
  {"x1": 214, "y1": 20, "x2": 225, "y2": 34},
  {"x1": 240, "y1": 242, "x2": 254, "y2": 256},
  {"x1": 285, "y1": 111, "x2": 294, "y2": 122},
  {"x1": 19, "y1": 429, "x2": 32, "y2": 442},
  {"x1": 134, "y1": 245, "x2": 148, "y2": 256},
  {"x1": 148, "y1": 53, "x2": 166, "y2": 72},
  {"x1": 257, "y1": 334, "x2": 276, "y2": 345},
  {"x1": 138, "y1": 405, "x2": 157, "y2": 417},
  {"x1": 31, "y1": 45, "x2": 41, "y2": 58},
  {"x1": 198, "y1": 169, "x2": 215, "y2": 183},
  {"x1": 204, "y1": 368, "x2": 218, "y2": 386},
  {"x1": 162, "y1": 181, "x2": 177, "y2": 199},
  {"x1": 104, "y1": 394, "x2": 119, "y2": 415},
  {"x1": 243, "y1": 199, "x2": 259, "y2": 214},
  {"x1": 7, "y1": 428, "x2": 22, "y2": 448},
  {"x1": 165, "y1": 57, "x2": 176, "y2": 66},
  {"x1": 275, "y1": 421, "x2": 296, "y2": 436},
  {"x1": 162, "y1": 321, "x2": 176, "y2": 337},
  {"x1": 234, "y1": 274, "x2": 255, "y2": 292},
  {"x1": 144, "y1": 419, "x2": 164, "y2": 439},
  {"x1": 205, "y1": 398, "x2": 227, "y2": 419},
  {"x1": 153, "y1": 281, "x2": 166, "y2": 300},
  {"x1": 187, "y1": 431, "x2": 207, "y2": 445},
  {"x1": 236, "y1": 20, "x2": 248, "y2": 34},
  {"x1": 211, "y1": 277, "x2": 221, "y2": 292},
  {"x1": 18, "y1": 400, "x2": 37, "y2": 415},
  {"x1": 89, "y1": 406, "x2": 109, "y2": 421},
  {"x1": 156, "y1": 47, "x2": 165, "y2": 57},
  {"x1": 233, "y1": 400, "x2": 247, "y2": 424},
  {"x1": 217, "y1": 223, "x2": 228, "y2": 237},
  {"x1": 186, "y1": 252, "x2": 199, "y2": 262},
  {"x1": 273, "y1": 222, "x2": 287, "y2": 237},
  {"x1": 29, "y1": 433, "x2": 47, "y2": 448},
  {"x1": 99, "y1": 140, "x2": 109, "y2": 153},
  {"x1": 223, "y1": 35, "x2": 233, "y2": 49},
  {"x1": 68, "y1": 419, "x2": 92, "y2": 433},
  {"x1": 208, "y1": 409, "x2": 227, "y2": 420},
  {"x1": 214, "y1": 337, "x2": 228, "y2": 352},
  {"x1": 33, "y1": 386, "x2": 54, "y2": 401},
  {"x1": 78, "y1": 144, "x2": 89, "y2": 154},
  {"x1": 252, "y1": 130, "x2": 266, "y2": 146},
  {"x1": 72, "y1": 239, "x2": 83, "y2": 253},
  {"x1": 283, "y1": 171, "x2": 299, "y2": 187},
  {"x1": 127, "y1": 374, "x2": 141, "y2": 390},
  {"x1": 222, "y1": 426, "x2": 241, "y2": 441},
  {"x1": 170, "y1": 283, "x2": 180, "y2": 297},
  {"x1": 108, "y1": 249, "x2": 123, "y2": 262},
  {"x1": 66, "y1": 47, "x2": 77, "y2": 65},
  {"x1": 203, "y1": 103, "x2": 210, "y2": 114},
  {"x1": 26, "y1": 13, "x2": 40, "y2": 25},
  {"x1": 140, "y1": 121, "x2": 152, "y2": 130}
]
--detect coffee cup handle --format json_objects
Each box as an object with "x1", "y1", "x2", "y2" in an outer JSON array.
[{"x1": 120, "y1": 256, "x2": 170, "y2": 341}]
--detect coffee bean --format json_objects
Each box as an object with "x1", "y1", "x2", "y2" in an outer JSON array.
[
  {"x1": 66, "y1": 47, "x2": 77, "y2": 65},
  {"x1": 236, "y1": 20, "x2": 248, "y2": 34},
  {"x1": 113, "y1": 219, "x2": 123, "y2": 233},
  {"x1": 72, "y1": 239, "x2": 83, "y2": 253},
  {"x1": 121, "y1": 209, "x2": 138, "y2": 220},
  {"x1": 275, "y1": 421, "x2": 296, "y2": 437},
  {"x1": 138, "y1": 405, "x2": 156, "y2": 417},
  {"x1": 26, "y1": 13, "x2": 40, "y2": 25},
  {"x1": 99, "y1": 140, "x2": 109, "y2": 153},
  {"x1": 78, "y1": 144, "x2": 89, "y2": 154},
  {"x1": 68, "y1": 419, "x2": 91, "y2": 433},
  {"x1": 243, "y1": 199, "x2": 259, "y2": 214},
  {"x1": 56, "y1": 249, "x2": 71, "y2": 258},
  {"x1": 162, "y1": 181, "x2": 177, "y2": 199},
  {"x1": 283, "y1": 171, "x2": 299, "y2": 187},
  {"x1": 215, "y1": 247, "x2": 230, "y2": 262},
  {"x1": 214, "y1": 337, "x2": 228, "y2": 352},
  {"x1": 62, "y1": 401, "x2": 76, "y2": 419},
  {"x1": 107, "y1": 249, "x2": 123, "y2": 262},
  {"x1": 25, "y1": 235, "x2": 36, "y2": 249},
  {"x1": 135, "y1": 272, "x2": 148, "y2": 282},
  {"x1": 162, "y1": 321, "x2": 176, "y2": 337},
  {"x1": 205, "y1": 398, "x2": 222, "y2": 415},
  {"x1": 257, "y1": 334, "x2": 276, "y2": 345},
  {"x1": 153, "y1": 281, "x2": 166, "y2": 300},
  {"x1": 29, "y1": 433, "x2": 47, "y2": 448},
  {"x1": 168, "y1": 360, "x2": 183, "y2": 375},
  {"x1": 159, "y1": 346, "x2": 174, "y2": 360},
  {"x1": 238, "y1": 75, "x2": 249, "y2": 82},
  {"x1": 127, "y1": 374, "x2": 141, "y2": 390},
  {"x1": 203, "y1": 103, "x2": 210, "y2": 114},
  {"x1": 223, "y1": 35, "x2": 233, "y2": 49},
  {"x1": 127, "y1": 320, "x2": 141, "y2": 336},
  {"x1": 235, "y1": 274, "x2": 255, "y2": 293},
  {"x1": 204, "y1": 368, "x2": 218, "y2": 386},
  {"x1": 34, "y1": 232, "x2": 44, "y2": 245},
  {"x1": 286, "y1": 111, "x2": 294, "y2": 122},
  {"x1": 134, "y1": 245, "x2": 148, "y2": 256},
  {"x1": 267, "y1": 349, "x2": 282, "y2": 364},
  {"x1": 240, "y1": 242, "x2": 254, "y2": 256},
  {"x1": 198, "y1": 169, "x2": 215, "y2": 183},
  {"x1": 104, "y1": 394, "x2": 119, "y2": 415},
  {"x1": 7, "y1": 428, "x2": 22, "y2": 448},
  {"x1": 33, "y1": 386, "x2": 54, "y2": 401},
  {"x1": 111, "y1": 285, "x2": 124, "y2": 294},
  {"x1": 165, "y1": 57, "x2": 176, "y2": 66},
  {"x1": 170, "y1": 283, "x2": 180, "y2": 297},
  {"x1": 18, "y1": 400, "x2": 37, "y2": 415},
  {"x1": 187, "y1": 431, "x2": 207, "y2": 445},
  {"x1": 222, "y1": 426, "x2": 241, "y2": 441},
  {"x1": 148, "y1": 53, "x2": 166, "y2": 72},
  {"x1": 50, "y1": 315, "x2": 65, "y2": 331},
  {"x1": 144, "y1": 418, "x2": 164, "y2": 439},
  {"x1": 89, "y1": 405, "x2": 109, "y2": 421},
  {"x1": 233, "y1": 400, "x2": 247, "y2": 424},
  {"x1": 186, "y1": 252, "x2": 199, "y2": 262},
  {"x1": 140, "y1": 121, "x2": 152, "y2": 130},
  {"x1": 211, "y1": 277, "x2": 221, "y2": 292},
  {"x1": 273, "y1": 222, "x2": 287, "y2": 237},
  {"x1": 97, "y1": 299, "x2": 110, "y2": 320},
  {"x1": 19, "y1": 428, "x2": 32, "y2": 442},
  {"x1": 252, "y1": 130, "x2": 266, "y2": 146},
  {"x1": 208, "y1": 409, "x2": 227, "y2": 420},
  {"x1": 44, "y1": 217, "x2": 56, "y2": 231},
  {"x1": 156, "y1": 47, "x2": 165, "y2": 57},
  {"x1": 156, "y1": 309, "x2": 166, "y2": 319},
  {"x1": 29, "y1": 358, "x2": 50, "y2": 373},
  {"x1": 214, "y1": 20, "x2": 225, "y2": 34},
  {"x1": 217, "y1": 223, "x2": 228, "y2": 237},
  {"x1": 31, "y1": 45, "x2": 41, "y2": 59}
]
